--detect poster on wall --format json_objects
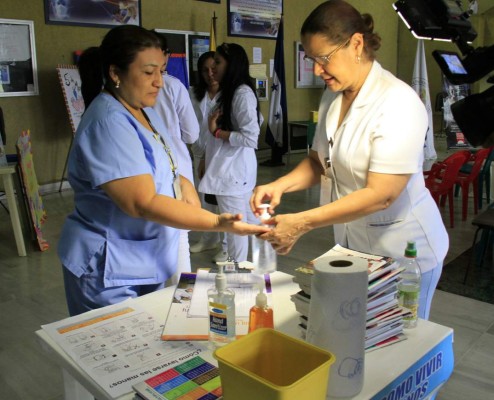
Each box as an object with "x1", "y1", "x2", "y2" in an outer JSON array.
[
  {"x1": 442, "y1": 75, "x2": 471, "y2": 149},
  {"x1": 44, "y1": 0, "x2": 141, "y2": 27},
  {"x1": 227, "y1": 0, "x2": 282, "y2": 39},
  {"x1": 56, "y1": 65, "x2": 84, "y2": 134}
]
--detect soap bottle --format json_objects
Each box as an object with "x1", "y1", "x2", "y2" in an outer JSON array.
[
  {"x1": 252, "y1": 204, "x2": 277, "y2": 274},
  {"x1": 208, "y1": 265, "x2": 236, "y2": 348},
  {"x1": 248, "y1": 284, "x2": 274, "y2": 332}
]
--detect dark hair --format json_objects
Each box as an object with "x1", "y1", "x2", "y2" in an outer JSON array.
[
  {"x1": 215, "y1": 43, "x2": 259, "y2": 131},
  {"x1": 300, "y1": 0, "x2": 381, "y2": 61},
  {"x1": 77, "y1": 25, "x2": 162, "y2": 107},
  {"x1": 151, "y1": 30, "x2": 170, "y2": 54},
  {"x1": 193, "y1": 51, "x2": 215, "y2": 101}
]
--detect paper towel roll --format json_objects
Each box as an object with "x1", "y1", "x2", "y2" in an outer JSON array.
[{"x1": 307, "y1": 256, "x2": 367, "y2": 398}]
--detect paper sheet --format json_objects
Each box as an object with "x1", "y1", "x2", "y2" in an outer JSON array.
[{"x1": 41, "y1": 301, "x2": 213, "y2": 398}]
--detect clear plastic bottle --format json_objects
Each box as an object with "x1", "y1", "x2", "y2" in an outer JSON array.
[
  {"x1": 248, "y1": 284, "x2": 274, "y2": 332},
  {"x1": 208, "y1": 265, "x2": 236, "y2": 348},
  {"x1": 252, "y1": 204, "x2": 277, "y2": 274},
  {"x1": 397, "y1": 241, "x2": 422, "y2": 329}
]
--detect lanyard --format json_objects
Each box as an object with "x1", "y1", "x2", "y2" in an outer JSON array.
[
  {"x1": 140, "y1": 109, "x2": 178, "y2": 180},
  {"x1": 109, "y1": 91, "x2": 179, "y2": 181}
]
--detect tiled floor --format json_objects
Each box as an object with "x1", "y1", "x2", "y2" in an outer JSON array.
[{"x1": 0, "y1": 146, "x2": 493, "y2": 399}]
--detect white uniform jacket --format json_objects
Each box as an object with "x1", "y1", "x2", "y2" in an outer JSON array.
[
  {"x1": 154, "y1": 74, "x2": 199, "y2": 183},
  {"x1": 312, "y1": 62, "x2": 448, "y2": 273},
  {"x1": 198, "y1": 85, "x2": 261, "y2": 196}
]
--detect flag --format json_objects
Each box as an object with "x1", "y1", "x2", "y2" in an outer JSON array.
[
  {"x1": 209, "y1": 13, "x2": 217, "y2": 51},
  {"x1": 167, "y1": 54, "x2": 189, "y2": 89},
  {"x1": 411, "y1": 39, "x2": 437, "y2": 161},
  {"x1": 265, "y1": 16, "x2": 288, "y2": 153}
]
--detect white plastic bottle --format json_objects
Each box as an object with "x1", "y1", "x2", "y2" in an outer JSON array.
[
  {"x1": 252, "y1": 204, "x2": 277, "y2": 274},
  {"x1": 397, "y1": 241, "x2": 422, "y2": 329},
  {"x1": 208, "y1": 265, "x2": 236, "y2": 348}
]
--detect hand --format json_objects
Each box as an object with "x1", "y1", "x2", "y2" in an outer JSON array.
[
  {"x1": 208, "y1": 108, "x2": 221, "y2": 136},
  {"x1": 258, "y1": 213, "x2": 310, "y2": 255},
  {"x1": 217, "y1": 213, "x2": 271, "y2": 236},
  {"x1": 250, "y1": 183, "x2": 284, "y2": 216}
]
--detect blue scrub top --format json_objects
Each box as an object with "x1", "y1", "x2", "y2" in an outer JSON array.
[{"x1": 58, "y1": 93, "x2": 179, "y2": 287}]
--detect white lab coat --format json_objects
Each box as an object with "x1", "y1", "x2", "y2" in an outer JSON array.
[{"x1": 312, "y1": 62, "x2": 448, "y2": 273}]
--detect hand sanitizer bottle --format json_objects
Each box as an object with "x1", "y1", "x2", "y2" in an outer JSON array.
[
  {"x1": 208, "y1": 265, "x2": 236, "y2": 348},
  {"x1": 248, "y1": 284, "x2": 274, "y2": 332},
  {"x1": 252, "y1": 204, "x2": 276, "y2": 274}
]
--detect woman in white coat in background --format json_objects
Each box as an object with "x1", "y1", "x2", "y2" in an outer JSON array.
[
  {"x1": 190, "y1": 51, "x2": 228, "y2": 263},
  {"x1": 199, "y1": 43, "x2": 262, "y2": 263}
]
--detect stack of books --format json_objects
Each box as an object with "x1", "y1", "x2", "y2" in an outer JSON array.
[{"x1": 291, "y1": 244, "x2": 411, "y2": 352}]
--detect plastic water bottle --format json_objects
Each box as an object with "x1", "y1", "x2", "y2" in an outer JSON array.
[
  {"x1": 252, "y1": 204, "x2": 277, "y2": 274},
  {"x1": 397, "y1": 241, "x2": 422, "y2": 329}
]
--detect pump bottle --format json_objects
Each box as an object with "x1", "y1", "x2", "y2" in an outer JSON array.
[
  {"x1": 252, "y1": 204, "x2": 277, "y2": 274},
  {"x1": 208, "y1": 265, "x2": 236, "y2": 347},
  {"x1": 248, "y1": 284, "x2": 274, "y2": 332},
  {"x1": 397, "y1": 241, "x2": 422, "y2": 329}
]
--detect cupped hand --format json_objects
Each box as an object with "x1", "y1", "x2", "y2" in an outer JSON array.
[
  {"x1": 217, "y1": 213, "x2": 271, "y2": 236},
  {"x1": 250, "y1": 183, "x2": 284, "y2": 216},
  {"x1": 258, "y1": 213, "x2": 310, "y2": 255}
]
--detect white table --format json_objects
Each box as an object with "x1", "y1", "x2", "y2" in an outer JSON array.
[
  {"x1": 36, "y1": 272, "x2": 454, "y2": 400},
  {"x1": 0, "y1": 165, "x2": 26, "y2": 256}
]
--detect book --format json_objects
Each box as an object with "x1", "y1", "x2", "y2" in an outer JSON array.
[
  {"x1": 366, "y1": 333, "x2": 408, "y2": 353},
  {"x1": 290, "y1": 291, "x2": 311, "y2": 317},
  {"x1": 132, "y1": 353, "x2": 222, "y2": 400},
  {"x1": 290, "y1": 244, "x2": 408, "y2": 352}
]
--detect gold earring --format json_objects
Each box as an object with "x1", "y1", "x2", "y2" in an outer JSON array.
[{"x1": 115, "y1": 80, "x2": 120, "y2": 89}]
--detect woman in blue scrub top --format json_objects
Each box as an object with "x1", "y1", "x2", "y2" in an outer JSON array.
[
  {"x1": 58, "y1": 25, "x2": 268, "y2": 316},
  {"x1": 251, "y1": 0, "x2": 448, "y2": 320}
]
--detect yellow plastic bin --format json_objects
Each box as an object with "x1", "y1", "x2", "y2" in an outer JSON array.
[{"x1": 213, "y1": 328, "x2": 334, "y2": 400}]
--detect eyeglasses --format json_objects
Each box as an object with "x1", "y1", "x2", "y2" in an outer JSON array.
[{"x1": 303, "y1": 37, "x2": 351, "y2": 66}]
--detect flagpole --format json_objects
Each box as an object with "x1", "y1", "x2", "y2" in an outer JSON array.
[{"x1": 260, "y1": 14, "x2": 288, "y2": 167}]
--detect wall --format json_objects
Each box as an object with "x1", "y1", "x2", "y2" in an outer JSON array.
[{"x1": 0, "y1": 0, "x2": 397, "y2": 186}]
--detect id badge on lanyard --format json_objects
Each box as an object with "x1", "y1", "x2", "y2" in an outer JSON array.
[
  {"x1": 140, "y1": 110, "x2": 182, "y2": 200},
  {"x1": 321, "y1": 137, "x2": 335, "y2": 205},
  {"x1": 173, "y1": 175, "x2": 182, "y2": 201}
]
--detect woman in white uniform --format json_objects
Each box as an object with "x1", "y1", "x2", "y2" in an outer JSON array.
[
  {"x1": 152, "y1": 33, "x2": 200, "y2": 282},
  {"x1": 251, "y1": 0, "x2": 448, "y2": 320},
  {"x1": 199, "y1": 43, "x2": 261, "y2": 263},
  {"x1": 189, "y1": 51, "x2": 228, "y2": 263}
]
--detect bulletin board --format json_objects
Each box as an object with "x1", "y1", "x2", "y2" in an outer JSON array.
[
  {"x1": 295, "y1": 42, "x2": 325, "y2": 89},
  {"x1": 155, "y1": 29, "x2": 210, "y2": 88},
  {"x1": 0, "y1": 18, "x2": 39, "y2": 97},
  {"x1": 56, "y1": 65, "x2": 84, "y2": 134},
  {"x1": 16, "y1": 130, "x2": 49, "y2": 252}
]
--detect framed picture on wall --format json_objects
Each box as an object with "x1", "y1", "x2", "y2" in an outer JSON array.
[
  {"x1": 295, "y1": 42, "x2": 325, "y2": 88},
  {"x1": 44, "y1": 0, "x2": 141, "y2": 28},
  {"x1": 197, "y1": 0, "x2": 221, "y2": 3},
  {"x1": 227, "y1": 0, "x2": 282, "y2": 39},
  {"x1": 0, "y1": 19, "x2": 39, "y2": 97}
]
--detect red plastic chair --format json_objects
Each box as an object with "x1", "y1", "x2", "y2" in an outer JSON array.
[
  {"x1": 424, "y1": 150, "x2": 471, "y2": 228},
  {"x1": 454, "y1": 147, "x2": 491, "y2": 221}
]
